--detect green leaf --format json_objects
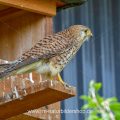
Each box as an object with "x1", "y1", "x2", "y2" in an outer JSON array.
[
  {"x1": 80, "y1": 95, "x2": 92, "y2": 101},
  {"x1": 89, "y1": 80, "x2": 101, "y2": 91},
  {"x1": 115, "y1": 113, "x2": 120, "y2": 120},
  {"x1": 114, "y1": 111, "x2": 120, "y2": 118},
  {"x1": 110, "y1": 103, "x2": 120, "y2": 112},
  {"x1": 82, "y1": 104, "x2": 91, "y2": 109},
  {"x1": 96, "y1": 94, "x2": 104, "y2": 104},
  {"x1": 94, "y1": 83, "x2": 102, "y2": 91},
  {"x1": 80, "y1": 80, "x2": 120, "y2": 120},
  {"x1": 82, "y1": 101, "x2": 97, "y2": 109},
  {"x1": 82, "y1": 104, "x2": 89, "y2": 109},
  {"x1": 106, "y1": 97, "x2": 118, "y2": 104},
  {"x1": 88, "y1": 101, "x2": 97, "y2": 108}
]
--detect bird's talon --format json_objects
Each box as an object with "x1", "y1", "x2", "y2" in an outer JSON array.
[{"x1": 64, "y1": 83, "x2": 71, "y2": 89}]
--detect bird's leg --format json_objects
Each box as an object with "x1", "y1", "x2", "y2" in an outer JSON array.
[
  {"x1": 58, "y1": 73, "x2": 71, "y2": 88},
  {"x1": 57, "y1": 73, "x2": 65, "y2": 85}
]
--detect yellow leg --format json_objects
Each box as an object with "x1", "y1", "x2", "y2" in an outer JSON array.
[{"x1": 57, "y1": 73, "x2": 65, "y2": 85}]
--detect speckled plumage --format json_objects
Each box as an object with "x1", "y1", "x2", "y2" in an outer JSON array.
[{"x1": 0, "y1": 25, "x2": 92, "y2": 80}]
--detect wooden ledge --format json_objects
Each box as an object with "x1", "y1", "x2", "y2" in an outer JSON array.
[
  {"x1": 0, "y1": 0, "x2": 56, "y2": 16},
  {"x1": 0, "y1": 80, "x2": 76, "y2": 119},
  {"x1": 0, "y1": 7, "x2": 25, "y2": 20},
  {"x1": 7, "y1": 114, "x2": 42, "y2": 120}
]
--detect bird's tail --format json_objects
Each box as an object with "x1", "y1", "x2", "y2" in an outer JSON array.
[
  {"x1": 0, "y1": 63, "x2": 11, "y2": 72},
  {"x1": 0, "y1": 63, "x2": 15, "y2": 80}
]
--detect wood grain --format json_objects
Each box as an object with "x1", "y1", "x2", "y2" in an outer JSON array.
[
  {"x1": 0, "y1": 12, "x2": 48, "y2": 61},
  {"x1": 7, "y1": 114, "x2": 42, "y2": 120},
  {"x1": 0, "y1": 0, "x2": 56, "y2": 16},
  {"x1": 0, "y1": 4, "x2": 9, "y2": 11},
  {"x1": 0, "y1": 12, "x2": 63, "y2": 120},
  {"x1": 0, "y1": 8, "x2": 25, "y2": 20},
  {"x1": 0, "y1": 80, "x2": 76, "y2": 119}
]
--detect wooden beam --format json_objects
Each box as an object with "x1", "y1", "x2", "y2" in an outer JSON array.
[
  {"x1": 7, "y1": 114, "x2": 42, "y2": 120},
  {"x1": 25, "y1": 102, "x2": 61, "y2": 120},
  {"x1": 0, "y1": 80, "x2": 76, "y2": 119},
  {"x1": 0, "y1": 8, "x2": 25, "y2": 20},
  {"x1": 0, "y1": 4, "x2": 9, "y2": 10},
  {"x1": 0, "y1": 0, "x2": 56, "y2": 16}
]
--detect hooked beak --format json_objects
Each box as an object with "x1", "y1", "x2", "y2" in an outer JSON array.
[
  {"x1": 85, "y1": 30, "x2": 93, "y2": 42},
  {"x1": 87, "y1": 30, "x2": 93, "y2": 37},
  {"x1": 90, "y1": 32, "x2": 93, "y2": 37}
]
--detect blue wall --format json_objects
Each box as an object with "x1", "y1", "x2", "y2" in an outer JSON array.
[{"x1": 54, "y1": 0, "x2": 120, "y2": 119}]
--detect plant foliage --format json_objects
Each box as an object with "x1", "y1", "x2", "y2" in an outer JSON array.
[{"x1": 80, "y1": 80, "x2": 120, "y2": 120}]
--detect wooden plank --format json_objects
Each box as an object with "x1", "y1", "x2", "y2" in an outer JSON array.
[
  {"x1": 0, "y1": 4, "x2": 9, "y2": 11},
  {"x1": 0, "y1": 0, "x2": 56, "y2": 16},
  {"x1": 0, "y1": 80, "x2": 76, "y2": 119},
  {"x1": 0, "y1": 12, "x2": 47, "y2": 60},
  {"x1": 25, "y1": 102, "x2": 61, "y2": 120},
  {"x1": 7, "y1": 114, "x2": 42, "y2": 120},
  {"x1": 0, "y1": 8, "x2": 25, "y2": 20}
]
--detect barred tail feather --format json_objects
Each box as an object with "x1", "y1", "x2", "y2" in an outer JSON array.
[
  {"x1": 0, "y1": 63, "x2": 16, "y2": 80},
  {"x1": 0, "y1": 68, "x2": 15, "y2": 80},
  {"x1": 0, "y1": 57, "x2": 40, "y2": 80},
  {"x1": 0, "y1": 63, "x2": 11, "y2": 72}
]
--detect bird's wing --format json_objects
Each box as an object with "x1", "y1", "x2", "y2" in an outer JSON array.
[
  {"x1": 0, "y1": 33, "x2": 74, "y2": 79},
  {"x1": 22, "y1": 34, "x2": 73, "y2": 60},
  {"x1": 12, "y1": 33, "x2": 74, "y2": 69}
]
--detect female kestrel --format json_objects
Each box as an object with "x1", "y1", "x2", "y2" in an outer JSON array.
[{"x1": 0, "y1": 25, "x2": 92, "y2": 85}]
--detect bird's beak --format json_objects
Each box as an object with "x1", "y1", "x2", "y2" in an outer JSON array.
[
  {"x1": 85, "y1": 30, "x2": 93, "y2": 42},
  {"x1": 90, "y1": 32, "x2": 93, "y2": 37},
  {"x1": 87, "y1": 30, "x2": 93, "y2": 37}
]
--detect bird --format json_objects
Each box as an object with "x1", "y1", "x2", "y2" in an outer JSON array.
[{"x1": 0, "y1": 25, "x2": 92, "y2": 85}]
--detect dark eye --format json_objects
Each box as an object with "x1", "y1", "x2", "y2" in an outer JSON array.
[{"x1": 84, "y1": 29, "x2": 88, "y2": 33}]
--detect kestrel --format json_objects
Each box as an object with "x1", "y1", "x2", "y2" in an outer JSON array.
[{"x1": 0, "y1": 25, "x2": 92, "y2": 85}]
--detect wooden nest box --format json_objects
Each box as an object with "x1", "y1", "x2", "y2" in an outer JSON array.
[{"x1": 0, "y1": 0, "x2": 86, "y2": 119}]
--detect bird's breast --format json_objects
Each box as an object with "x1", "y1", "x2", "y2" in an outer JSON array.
[
  {"x1": 49, "y1": 45, "x2": 80, "y2": 72},
  {"x1": 36, "y1": 60, "x2": 61, "y2": 76},
  {"x1": 16, "y1": 44, "x2": 80, "y2": 76},
  {"x1": 16, "y1": 59, "x2": 61, "y2": 76}
]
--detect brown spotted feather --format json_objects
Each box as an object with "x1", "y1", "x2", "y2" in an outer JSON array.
[{"x1": 0, "y1": 25, "x2": 92, "y2": 79}]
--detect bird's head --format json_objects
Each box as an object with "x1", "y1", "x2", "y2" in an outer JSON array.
[{"x1": 67, "y1": 25, "x2": 93, "y2": 42}]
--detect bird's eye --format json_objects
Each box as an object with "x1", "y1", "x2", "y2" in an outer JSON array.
[{"x1": 84, "y1": 29, "x2": 88, "y2": 34}]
